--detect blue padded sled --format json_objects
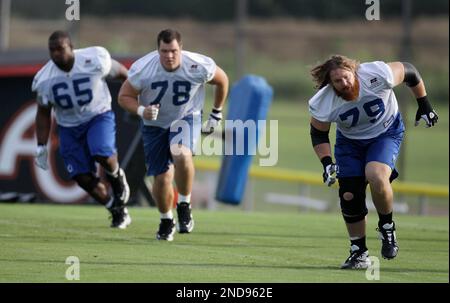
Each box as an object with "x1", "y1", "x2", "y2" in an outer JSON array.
[{"x1": 215, "y1": 75, "x2": 273, "y2": 204}]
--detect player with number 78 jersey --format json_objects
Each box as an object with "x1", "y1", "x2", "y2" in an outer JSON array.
[
  {"x1": 127, "y1": 47, "x2": 217, "y2": 129},
  {"x1": 118, "y1": 29, "x2": 229, "y2": 241}
]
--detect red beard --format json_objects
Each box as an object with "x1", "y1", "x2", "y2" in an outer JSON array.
[{"x1": 335, "y1": 78, "x2": 360, "y2": 101}]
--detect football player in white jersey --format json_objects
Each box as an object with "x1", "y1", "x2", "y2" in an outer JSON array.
[
  {"x1": 118, "y1": 29, "x2": 229, "y2": 241},
  {"x1": 33, "y1": 31, "x2": 132, "y2": 229},
  {"x1": 308, "y1": 55, "x2": 438, "y2": 269}
]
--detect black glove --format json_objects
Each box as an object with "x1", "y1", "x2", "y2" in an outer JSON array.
[
  {"x1": 321, "y1": 156, "x2": 337, "y2": 187},
  {"x1": 415, "y1": 96, "x2": 438, "y2": 128}
]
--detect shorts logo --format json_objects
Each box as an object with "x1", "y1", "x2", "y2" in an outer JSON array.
[{"x1": 67, "y1": 164, "x2": 73, "y2": 173}]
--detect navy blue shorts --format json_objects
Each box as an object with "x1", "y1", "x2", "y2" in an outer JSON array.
[
  {"x1": 58, "y1": 111, "x2": 117, "y2": 177},
  {"x1": 141, "y1": 113, "x2": 201, "y2": 176},
  {"x1": 334, "y1": 114, "x2": 405, "y2": 178}
]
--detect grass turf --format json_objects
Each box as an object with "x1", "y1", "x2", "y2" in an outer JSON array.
[{"x1": 0, "y1": 204, "x2": 447, "y2": 283}]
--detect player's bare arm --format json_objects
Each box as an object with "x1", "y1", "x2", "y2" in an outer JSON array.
[
  {"x1": 118, "y1": 80, "x2": 140, "y2": 114},
  {"x1": 34, "y1": 103, "x2": 53, "y2": 170},
  {"x1": 35, "y1": 104, "x2": 52, "y2": 145},
  {"x1": 310, "y1": 117, "x2": 332, "y2": 161},
  {"x1": 310, "y1": 117, "x2": 336, "y2": 186},
  {"x1": 118, "y1": 80, "x2": 159, "y2": 120},
  {"x1": 388, "y1": 61, "x2": 426, "y2": 97},
  {"x1": 108, "y1": 59, "x2": 129, "y2": 82},
  {"x1": 388, "y1": 61, "x2": 438, "y2": 127},
  {"x1": 202, "y1": 66, "x2": 229, "y2": 134},
  {"x1": 208, "y1": 65, "x2": 229, "y2": 110}
]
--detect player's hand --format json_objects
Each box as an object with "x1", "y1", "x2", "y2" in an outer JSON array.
[
  {"x1": 320, "y1": 156, "x2": 336, "y2": 187},
  {"x1": 415, "y1": 97, "x2": 438, "y2": 128},
  {"x1": 35, "y1": 145, "x2": 48, "y2": 170},
  {"x1": 140, "y1": 104, "x2": 160, "y2": 120},
  {"x1": 201, "y1": 108, "x2": 222, "y2": 134},
  {"x1": 323, "y1": 163, "x2": 337, "y2": 186}
]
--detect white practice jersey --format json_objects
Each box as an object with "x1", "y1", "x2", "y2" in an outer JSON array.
[
  {"x1": 308, "y1": 61, "x2": 398, "y2": 140},
  {"x1": 32, "y1": 46, "x2": 113, "y2": 127},
  {"x1": 128, "y1": 50, "x2": 216, "y2": 129}
]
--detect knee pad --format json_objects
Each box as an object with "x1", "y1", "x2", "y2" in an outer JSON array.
[
  {"x1": 338, "y1": 177, "x2": 368, "y2": 223},
  {"x1": 74, "y1": 173, "x2": 100, "y2": 192}
]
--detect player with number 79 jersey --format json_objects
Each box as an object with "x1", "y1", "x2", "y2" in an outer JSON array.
[
  {"x1": 309, "y1": 60, "x2": 399, "y2": 140},
  {"x1": 308, "y1": 55, "x2": 438, "y2": 270}
]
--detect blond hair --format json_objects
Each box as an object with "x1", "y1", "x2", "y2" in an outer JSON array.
[{"x1": 311, "y1": 55, "x2": 360, "y2": 89}]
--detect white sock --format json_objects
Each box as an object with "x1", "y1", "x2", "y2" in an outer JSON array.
[
  {"x1": 349, "y1": 236, "x2": 363, "y2": 240},
  {"x1": 160, "y1": 210, "x2": 174, "y2": 220},
  {"x1": 177, "y1": 193, "x2": 191, "y2": 204},
  {"x1": 105, "y1": 196, "x2": 114, "y2": 209},
  {"x1": 105, "y1": 165, "x2": 119, "y2": 178}
]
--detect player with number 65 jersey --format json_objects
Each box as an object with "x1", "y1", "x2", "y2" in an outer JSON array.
[
  {"x1": 32, "y1": 31, "x2": 131, "y2": 229},
  {"x1": 33, "y1": 43, "x2": 114, "y2": 127}
]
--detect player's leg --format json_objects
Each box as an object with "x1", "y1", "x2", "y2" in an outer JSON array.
[
  {"x1": 94, "y1": 153, "x2": 130, "y2": 206},
  {"x1": 365, "y1": 162, "x2": 393, "y2": 214},
  {"x1": 334, "y1": 131, "x2": 370, "y2": 269},
  {"x1": 86, "y1": 111, "x2": 131, "y2": 228},
  {"x1": 365, "y1": 115, "x2": 404, "y2": 259},
  {"x1": 169, "y1": 113, "x2": 200, "y2": 234},
  {"x1": 58, "y1": 123, "x2": 129, "y2": 228},
  {"x1": 153, "y1": 167, "x2": 176, "y2": 241},
  {"x1": 142, "y1": 124, "x2": 176, "y2": 241},
  {"x1": 88, "y1": 111, "x2": 130, "y2": 207},
  {"x1": 365, "y1": 162, "x2": 399, "y2": 260},
  {"x1": 338, "y1": 177, "x2": 371, "y2": 269},
  {"x1": 171, "y1": 146, "x2": 194, "y2": 198},
  {"x1": 73, "y1": 173, "x2": 110, "y2": 204},
  {"x1": 94, "y1": 153, "x2": 132, "y2": 229},
  {"x1": 171, "y1": 145, "x2": 195, "y2": 233}
]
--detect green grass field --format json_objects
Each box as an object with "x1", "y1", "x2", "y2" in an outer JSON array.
[{"x1": 0, "y1": 204, "x2": 447, "y2": 283}]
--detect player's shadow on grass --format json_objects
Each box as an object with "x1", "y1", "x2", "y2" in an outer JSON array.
[
  {"x1": 193, "y1": 230, "x2": 449, "y2": 244},
  {"x1": 0, "y1": 257, "x2": 336, "y2": 272},
  {"x1": 192, "y1": 230, "x2": 348, "y2": 240},
  {"x1": 0, "y1": 258, "x2": 448, "y2": 274}
]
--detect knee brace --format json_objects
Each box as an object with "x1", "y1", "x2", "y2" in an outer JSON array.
[
  {"x1": 74, "y1": 173, "x2": 101, "y2": 192},
  {"x1": 338, "y1": 177, "x2": 368, "y2": 223}
]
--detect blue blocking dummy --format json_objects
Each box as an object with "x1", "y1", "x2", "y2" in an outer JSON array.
[{"x1": 215, "y1": 75, "x2": 273, "y2": 204}]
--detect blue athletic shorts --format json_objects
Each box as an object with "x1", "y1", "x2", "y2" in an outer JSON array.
[
  {"x1": 141, "y1": 113, "x2": 201, "y2": 176},
  {"x1": 58, "y1": 110, "x2": 117, "y2": 178},
  {"x1": 334, "y1": 113, "x2": 405, "y2": 178}
]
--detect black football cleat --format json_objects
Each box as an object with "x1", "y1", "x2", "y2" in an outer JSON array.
[
  {"x1": 106, "y1": 168, "x2": 130, "y2": 206},
  {"x1": 109, "y1": 206, "x2": 131, "y2": 229},
  {"x1": 377, "y1": 221, "x2": 399, "y2": 259},
  {"x1": 156, "y1": 218, "x2": 176, "y2": 241},
  {"x1": 176, "y1": 202, "x2": 194, "y2": 233},
  {"x1": 340, "y1": 245, "x2": 371, "y2": 269}
]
